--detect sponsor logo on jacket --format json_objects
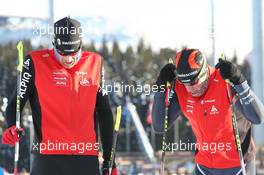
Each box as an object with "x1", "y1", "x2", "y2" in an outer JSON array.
[
  {"x1": 20, "y1": 72, "x2": 32, "y2": 99},
  {"x1": 53, "y1": 71, "x2": 67, "y2": 86}
]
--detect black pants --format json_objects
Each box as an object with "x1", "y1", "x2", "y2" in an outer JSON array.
[
  {"x1": 194, "y1": 159, "x2": 256, "y2": 175},
  {"x1": 31, "y1": 154, "x2": 100, "y2": 175}
]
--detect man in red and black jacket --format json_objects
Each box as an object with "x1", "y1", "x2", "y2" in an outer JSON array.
[
  {"x1": 2, "y1": 17, "x2": 117, "y2": 175},
  {"x1": 153, "y1": 48, "x2": 264, "y2": 175}
]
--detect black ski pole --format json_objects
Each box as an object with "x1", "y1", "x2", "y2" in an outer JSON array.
[
  {"x1": 221, "y1": 54, "x2": 246, "y2": 175},
  {"x1": 109, "y1": 105, "x2": 122, "y2": 174},
  {"x1": 14, "y1": 41, "x2": 24, "y2": 175}
]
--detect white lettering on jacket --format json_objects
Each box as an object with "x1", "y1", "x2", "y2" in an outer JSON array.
[{"x1": 20, "y1": 72, "x2": 32, "y2": 99}]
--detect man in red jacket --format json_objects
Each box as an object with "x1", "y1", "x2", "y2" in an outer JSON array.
[
  {"x1": 152, "y1": 48, "x2": 264, "y2": 175},
  {"x1": 2, "y1": 17, "x2": 117, "y2": 175}
]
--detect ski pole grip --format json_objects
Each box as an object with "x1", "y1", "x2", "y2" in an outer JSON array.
[
  {"x1": 168, "y1": 58, "x2": 173, "y2": 64},
  {"x1": 220, "y1": 53, "x2": 226, "y2": 60},
  {"x1": 114, "y1": 106, "x2": 122, "y2": 132},
  {"x1": 17, "y1": 41, "x2": 24, "y2": 72},
  {"x1": 165, "y1": 82, "x2": 171, "y2": 107}
]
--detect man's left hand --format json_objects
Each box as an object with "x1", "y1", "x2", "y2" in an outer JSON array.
[{"x1": 215, "y1": 58, "x2": 246, "y2": 85}]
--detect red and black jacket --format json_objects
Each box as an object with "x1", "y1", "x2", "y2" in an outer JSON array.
[
  {"x1": 6, "y1": 49, "x2": 113, "y2": 160},
  {"x1": 174, "y1": 67, "x2": 242, "y2": 168}
]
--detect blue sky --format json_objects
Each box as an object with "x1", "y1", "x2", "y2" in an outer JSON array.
[{"x1": 0, "y1": 0, "x2": 254, "y2": 62}]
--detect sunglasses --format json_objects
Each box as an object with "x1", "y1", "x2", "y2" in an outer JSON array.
[
  {"x1": 180, "y1": 59, "x2": 208, "y2": 86},
  {"x1": 183, "y1": 70, "x2": 208, "y2": 87},
  {"x1": 54, "y1": 47, "x2": 82, "y2": 60}
]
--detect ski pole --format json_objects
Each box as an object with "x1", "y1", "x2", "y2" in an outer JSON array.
[
  {"x1": 160, "y1": 58, "x2": 174, "y2": 175},
  {"x1": 160, "y1": 81, "x2": 171, "y2": 175},
  {"x1": 14, "y1": 41, "x2": 24, "y2": 175},
  {"x1": 225, "y1": 80, "x2": 246, "y2": 175},
  {"x1": 221, "y1": 54, "x2": 247, "y2": 175},
  {"x1": 109, "y1": 105, "x2": 122, "y2": 175}
]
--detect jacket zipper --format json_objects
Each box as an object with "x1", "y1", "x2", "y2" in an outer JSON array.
[{"x1": 68, "y1": 72, "x2": 75, "y2": 155}]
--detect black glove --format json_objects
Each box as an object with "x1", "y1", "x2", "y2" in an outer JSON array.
[
  {"x1": 102, "y1": 161, "x2": 117, "y2": 175},
  {"x1": 156, "y1": 63, "x2": 177, "y2": 87},
  {"x1": 215, "y1": 58, "x2": 245, "y2": 85}
]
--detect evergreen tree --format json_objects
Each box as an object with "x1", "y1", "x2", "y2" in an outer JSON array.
[
  {"x1": 137, "y1": 38, "x2": 145, "y2": 55},
  {"x1": 112, "y1": 40, "x2": 123, "y2": 77},
  {"x1": 84, "y1": 40, "x2": 96, "y2": 52},
  {"x1": 99, "y1": 37, "x2": 109, "y2": 61}
]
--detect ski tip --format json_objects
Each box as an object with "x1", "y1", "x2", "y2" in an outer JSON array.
[{"x1": 114, "y1": 106, "x2": 122, "y2": 131}]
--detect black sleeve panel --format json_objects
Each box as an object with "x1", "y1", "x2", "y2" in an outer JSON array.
[
  {"x1": 5, "y1": 55, "x2": 35, "y2": 127},
  {"x1": 95, "y1": 88, "x2": 114, "y2": 162},
  {"x1": 152, "y1": 90, "x2": 182, "y2": 133},
  {"x1": 232, "y1": 81, "x2": 264, "y2": 124}
]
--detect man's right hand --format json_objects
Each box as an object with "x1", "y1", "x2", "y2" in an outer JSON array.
[
  {"x1": 156, "y1": 63, "x2": 177, "y2": 87},
  {"x1": 1, "y1": 125, "x2": 25, "y2": 146}
]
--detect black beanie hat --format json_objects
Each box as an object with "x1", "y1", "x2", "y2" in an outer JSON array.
[{"x1": 53, "y1": 16, "x2": 82, "y2": 55}]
